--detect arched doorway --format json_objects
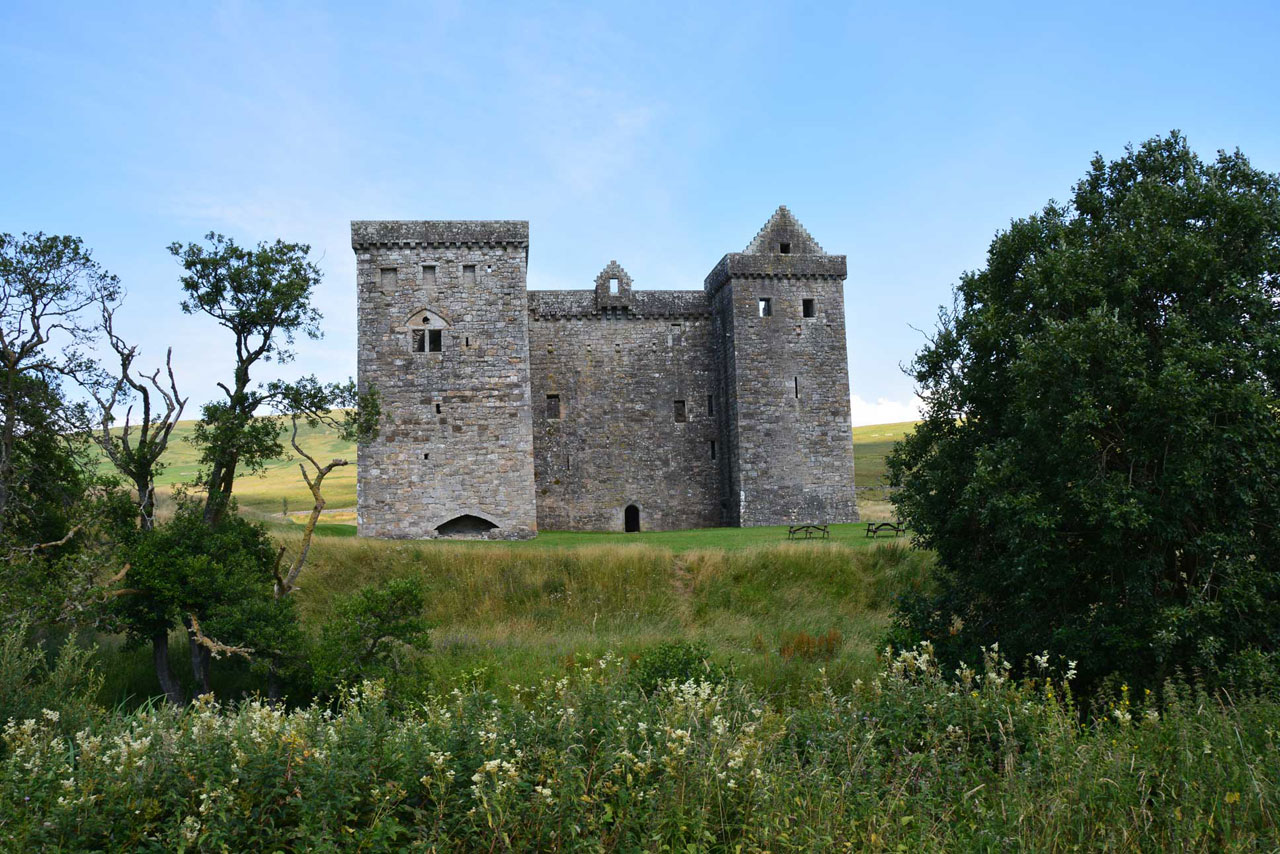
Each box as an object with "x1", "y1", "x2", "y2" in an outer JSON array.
[
  {"x1": 624, "y1": 504, "x2": 640, "y2": 533},
  {"x1": 436, "y1": 514, "x2": 499, "y2": 537}
]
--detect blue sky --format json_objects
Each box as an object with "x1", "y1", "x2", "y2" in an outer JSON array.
[{"x1": 4, "y1": 1, "x2": 1279, "y2": 424}]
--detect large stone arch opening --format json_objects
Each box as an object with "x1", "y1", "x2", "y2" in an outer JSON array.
[{"x1": 436, "y1": 514, "x2": 499, "y2": 537}]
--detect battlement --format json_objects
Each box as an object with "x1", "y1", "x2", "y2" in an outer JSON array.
[{"x1": 351, "y1": 220, "x2": 529, "y2": 249}]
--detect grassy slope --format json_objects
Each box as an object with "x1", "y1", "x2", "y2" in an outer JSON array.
[{"x1": 95, "y1": 419, "x2": 922, "y2": 705}]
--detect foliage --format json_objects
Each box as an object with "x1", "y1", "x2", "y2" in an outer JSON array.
[
  {"x1": 0, "y1": 622, "x2": 102, "y2": 742},
  {"x1": 889, "y1": 132, "x2": 1280, "y2": 694},
  {"x1": 168, "y1": 232, "x2": 324, "y2": 524},
  {"x1": 630, "y1": 640, "x2": 721, "y2": 693},
  {"x1": 310, "y1": 577, "x2": 430, "y2": 701},
  {"x1": 3, "y1": 644, "x2": 1277, "y2": 851},
  {"x1": 0, "y1": 231, "x2": 119, "y2": 545}
]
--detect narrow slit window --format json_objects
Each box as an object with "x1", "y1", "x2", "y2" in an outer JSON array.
[
  {"x1": 709, "y1": 440, "x2": 717, "y2": 460},
  {"x1": 674, "y1": 399, "x2": 687, "y2": 422},
  {"x1": 462, "y1": 265, "x2": 476, "y2": 286},
  {"x1": 794, "y1": 376, "x2": 800, "y2": 398},
  {"x1": 428, "y1": 329, "x2": 442, "y2": 352},
  {"x1": 546, "y1": 394, "x2": 561, "y2": 419},
  {"x1": 435, "y1": 403, "x2": 441, "y2": 414},
  {"x1": 758, "y1": 298, "x2": 772, "y2": 317},
  {"x1": 802, "y1": 298, "x2": 816, "y2": 318},
  {"x1": 465, "y1": 337, "x2": 470, "y2": 348},
  {"x1": 411, "y1": 329, "x2": 425, "y2": 352},
  {"x1": 707, "y1": 393, "x2": 714, "y2": 416},
  {"x1": 780, "y1": 242, "x2": 791, "y2": 254}
]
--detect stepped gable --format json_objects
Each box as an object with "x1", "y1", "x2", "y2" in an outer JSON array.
[{"x1": 742, "y1": 205, "x2": 826, "y2": 256}]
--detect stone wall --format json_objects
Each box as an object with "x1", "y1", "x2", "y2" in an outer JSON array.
[
  {"x1": 527, "y1": 274, "x2": 722, "y2": 531},
  {"x1": 353, "y1": 221, "x2": 537, "y2": 539}
]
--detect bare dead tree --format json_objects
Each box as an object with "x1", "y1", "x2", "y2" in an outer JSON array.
[{"x1": 91, "y1": 299, "x2": 187, "y2": 532}]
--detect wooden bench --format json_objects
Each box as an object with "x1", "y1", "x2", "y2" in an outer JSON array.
[
  {"x1": 865, "y1": 521, "x2": 905, "y2": 538},
  {"x1": 787, "y1": 524, "x2": 829, "y2": 540}
]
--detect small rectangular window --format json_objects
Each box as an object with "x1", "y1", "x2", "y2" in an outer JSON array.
[
  {"x1": 435, "y1": 403, "x2": 441, "y2": 414},
  {"x1": 428, "y1": 329, "x2": 442, "y2": 352},
  {"x1": 707, "y1": 394, "x2": 714, "y2": 416},
  {"x1": 463, "y1": 265, "x2": 476, "y2": 286},
  {"x1": 421, "y1": 264, "x2": 436, "y2": 291},
  {"x1": 802, "y1": 298, "x2": 816, "y2": 318},
  {"x1": 546, "y1": 394, "x2": 560, "y2": 419},
  {"x1": 709, "y1": 440, "x2": 717, "y2": 460},
  {"x1": 758, "y1": 298, "x2": 772, "y2": 317},
  {"x1": 423, "y1": 452, "x2": 430, "y2": 461},
  {"x1": 412, "y1": 329, "x2": 425, "y2": 353},
  {"x1": 609, "y1": 277, "x2": 619, "y2": 295},
  {"x1": 780, "y1": 242, "x2": 791, "y2": 254},
  {"x1": 674, "y1": 399, "x2": 687, "y2": 422}
]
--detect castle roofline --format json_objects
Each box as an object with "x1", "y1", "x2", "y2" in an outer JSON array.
[
  {"x1": 351, "y1": 220, "x2": 529, "y2": 249},
  {"x1": 703, "y1": 252, "x2": 847, "y2": 296}
]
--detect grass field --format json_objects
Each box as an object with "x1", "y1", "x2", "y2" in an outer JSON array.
[{"x1": 101, "y1": 417, "x2": 917, "y2": 529}]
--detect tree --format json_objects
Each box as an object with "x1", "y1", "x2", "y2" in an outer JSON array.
[
  {"x1": 91, "y1": 300, "x2": 187, "y2": 532},
  {"x1": 0, "y1": 233, "x2": 119, "y2": 544},
  {"x1": 268, "y1": 377, "x2": 380, "y2": 598},
  {"x1": 888, "y1": 132, "x2": 1280, "y2": 694},
  {"x1": 168, "y1": 233, "x2": 322, "y2": 526},
  {"x1": 89, "y1": 301, "x2": 188, "y2": 702}
]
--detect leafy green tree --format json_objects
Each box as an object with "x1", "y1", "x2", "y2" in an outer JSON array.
[
  {"x1": 889, "y1": 132, "x2": 1280, "y2": 693},
  {"x1": 310, "y1": 577, "x2": 430, "y2": 700},
  {"x1": 116, "y1": 501, "x2": 289, "y2": 701},
  {"x1": 0, "y1": 233, "x2": 119, "y2": 545},
  {"x1": 168, "y1": 233, "x2": 323, "y2": 526}
]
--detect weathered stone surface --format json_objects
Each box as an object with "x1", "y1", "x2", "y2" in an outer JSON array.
[{"x1": 353, "y1": 207, "x2": 859, "y2": 537}]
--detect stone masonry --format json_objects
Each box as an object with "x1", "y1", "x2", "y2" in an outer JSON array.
[{"x1": 353, "y1": 207, "x2": 858, "y2": 538}]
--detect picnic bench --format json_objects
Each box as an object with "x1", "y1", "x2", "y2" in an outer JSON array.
[
  {"x1": 787, "y1": 524, "x2": 829, "y2": 540},
  {"x1": 865, "y1": 521, "x2": 905, "y2": 538}
]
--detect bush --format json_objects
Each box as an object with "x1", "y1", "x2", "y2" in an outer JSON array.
[
  {"x1": 310, "y1": 577, "x2": 430, "y2": 701},
  {"x1": 630, "y1": 640, "x2": 721, "y2": 693},
  {"x1": 0, "y1": 622, "x2": 102, "y2": 743}
]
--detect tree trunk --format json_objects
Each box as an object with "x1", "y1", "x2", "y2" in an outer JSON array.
[
  {"x1": 152, "y1": 629, "x2": 184, "y2": 705},
  {"x1": 183, "y1": 615, "x2": 212, "y2": 695}
]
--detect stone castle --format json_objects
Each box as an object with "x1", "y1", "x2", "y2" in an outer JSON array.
[{"x1": 352, "y1": 207, "x2": 858, "y2": 538}]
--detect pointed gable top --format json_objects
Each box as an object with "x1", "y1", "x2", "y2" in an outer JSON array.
[{"x1": 742, "y1": 206, "x2": 826, "y2": 256}]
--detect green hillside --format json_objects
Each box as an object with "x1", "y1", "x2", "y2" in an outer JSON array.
[{"x1": 97, "y1": 417, "x2": 916, "y2": 528}]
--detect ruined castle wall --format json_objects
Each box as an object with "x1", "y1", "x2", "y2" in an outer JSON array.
[
  {"x1": 353, "y1": 221, "x2": 537, "y2": 539},
  {"x1": 527, "y1": 290, "x2": 722, "y2": 531}
]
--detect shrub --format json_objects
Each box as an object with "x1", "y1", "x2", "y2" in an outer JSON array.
[
  {"x1": 310, "y1": 577, "x2": 430, "y2": 701},
  {"x1": 0, "y1": 622, "x2": 102, "y2": 742},
  {"x1": 629, "y1": 640, "x2": 722, "y2": 693}
]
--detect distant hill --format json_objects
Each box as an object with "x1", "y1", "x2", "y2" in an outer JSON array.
[{"x1": 95, "y1": 418, "x2": 916, "y2": 520}]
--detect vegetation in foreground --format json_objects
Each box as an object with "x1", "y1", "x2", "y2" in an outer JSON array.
[{"x1": 4, "y1": 633, "x2": 1276, "y2": 852}]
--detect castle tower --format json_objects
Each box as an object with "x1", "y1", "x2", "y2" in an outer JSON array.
[
  {"x1": 352, "y1": 220, "x2": 537, "y2": 539},
  {"x1": 707, "y1": 207, "x2": 859, "y2": 526}
]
